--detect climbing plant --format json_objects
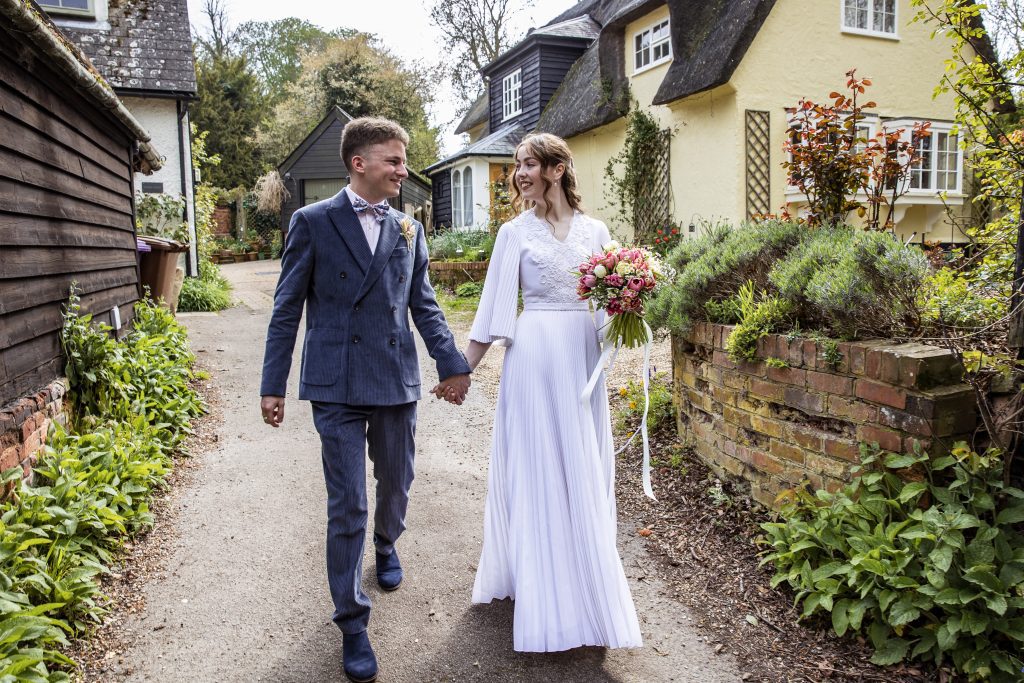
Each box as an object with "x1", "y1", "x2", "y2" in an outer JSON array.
[{"x1": 603, "y1": 104, "x2": 672, "y2": 242}]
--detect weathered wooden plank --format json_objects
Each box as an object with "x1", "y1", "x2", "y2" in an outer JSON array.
[
  {"x1": 0, "y1": 355, "x2": 64, "y2": 408},
  {"x1": 0, "y1": 51, "x2": 131, "y2": 180},
  {"x1": 0, "y1": 266, "x2": 139, "y2": 315},
  {"x1": 0, "y1": 179, "x2": 133, "y2": 231},
  {"x1": 0, "y1": 332, "x2": 61, "y2": 384},
  {"x1": 0, "y1": 82, "x2": 132, "y2": 185},
  {"x1": 0, "y1": 245, "x2": 137, "y2": 279},
  {"x1": 0, "y1": 283, "x2": 139, "y2": 347},
  {"x1": 0, "y1": 147, "x2": 132, "y2": 216},
  {"x1": 0, "y1": 213, "x2": 134, "y2": 248}
]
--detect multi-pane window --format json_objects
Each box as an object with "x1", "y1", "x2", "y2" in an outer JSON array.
[
  {"x1": 38, "y1": 0, "x2": 93, "y2": 14},
  {"x1": 502, "y1": 70, "x2": 521, "y2": 121},
  {"x1": 633, "y1": 19, "x2": 671, "y2": 73},
  {"x1": 842, "y1": 0, "x2": 896, "y2": 36},
  {"x1": 909, "y1": 130, "x2": 960, "y2": 192}
]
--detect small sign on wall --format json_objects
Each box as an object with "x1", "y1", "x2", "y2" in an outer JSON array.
[{"x1": 141, "y1": 182, "x2": 164, "y2": 194}]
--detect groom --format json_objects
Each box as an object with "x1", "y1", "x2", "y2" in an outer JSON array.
[{"x1": 260, "y1": 116, "x2": 471, "y2": 683}]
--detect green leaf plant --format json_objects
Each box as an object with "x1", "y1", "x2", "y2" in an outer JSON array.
[{"x1": 760, "y1": 442, "x2": 1024, "y2": 680}]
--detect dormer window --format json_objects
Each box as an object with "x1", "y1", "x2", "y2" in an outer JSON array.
[
  {"x1": 502, "y1": 69, "x2": 522, "y2": 121},
  {"x1": 842, "y1": 0, "x2": 897, "y2": 38},
  {"x1": 633, "y1": 19, "x2": 671, "y2": 74},
  {"x1": 38, "y1": 0, "x2": 94, "y2": 17}
]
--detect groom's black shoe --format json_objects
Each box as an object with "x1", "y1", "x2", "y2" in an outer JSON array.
[
  {"x1": 375, "y1": 549, "x2": 403, "y2": 591},
  {"x1": 342, "y1": 630, "x2": 378, "y2": 683}
]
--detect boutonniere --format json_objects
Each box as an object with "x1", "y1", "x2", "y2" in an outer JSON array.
[{"x1": 399, "y1": 217, "x2": 416, "y2": 250}]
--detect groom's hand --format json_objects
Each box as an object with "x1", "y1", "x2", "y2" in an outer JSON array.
[
  {"x1": 261, "y1": 395, "x2": 285, "y2": 427},
  {"x1": 430, "y1": 374, "x2": 470, "y2": 405}
]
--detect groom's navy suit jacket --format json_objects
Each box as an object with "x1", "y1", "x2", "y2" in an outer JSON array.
[{"x1": 260, "y1": 189, "x2": 470, "y2": 405}]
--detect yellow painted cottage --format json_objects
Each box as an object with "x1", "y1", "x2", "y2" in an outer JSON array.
[{"x1": 535, "y1": 0, "x2": 997, "y2": 244}]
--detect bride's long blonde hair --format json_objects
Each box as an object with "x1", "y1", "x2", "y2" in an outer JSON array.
[{"x1": 510, "y1": 133, "x2": 584, "y2": 215}]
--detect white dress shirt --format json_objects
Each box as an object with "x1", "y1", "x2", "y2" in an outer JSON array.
[{"x1": 345, "y1": 186, "x2": 381, "y2": 255}]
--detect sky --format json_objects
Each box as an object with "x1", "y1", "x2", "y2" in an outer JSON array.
[{"x1": 187, "y1": 0, "x2": 581, "y2": 155}]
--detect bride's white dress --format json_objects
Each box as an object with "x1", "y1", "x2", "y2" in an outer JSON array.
[{"x1": 468, "y1": 208, "x2": 643, "y2": 652}]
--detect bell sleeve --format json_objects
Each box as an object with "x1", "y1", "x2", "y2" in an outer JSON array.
[{"x1": 469, "y1": 223, "x2": 521, "y2": 347}]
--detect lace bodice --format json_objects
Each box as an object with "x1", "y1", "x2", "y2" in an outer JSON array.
[
  {"x1": 516, "y1": 210, "x2": 598, "y2": 307},
  {"x1": 468, "y1": 208, "x2": 611, "y2": 346}
]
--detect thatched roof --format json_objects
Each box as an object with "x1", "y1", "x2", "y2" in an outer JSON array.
[
  {"x1": 454, "y1": 93, "x2": 489, "y2": 135},
  {"x1": 651, "y1": 0, "x2": 776, "y2": 105}
]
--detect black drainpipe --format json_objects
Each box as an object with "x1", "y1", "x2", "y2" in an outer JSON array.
[{"x1": 177, "y1": 98, "x2": 194, "y2": 277}]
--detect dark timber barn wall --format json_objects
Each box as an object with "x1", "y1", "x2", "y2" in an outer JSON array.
[{"x1": 0, "y1": 22, "x2": 142, "y2": 407}]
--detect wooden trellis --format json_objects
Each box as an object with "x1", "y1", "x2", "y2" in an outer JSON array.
[
  {"x1": 745, "y1": 110, "x2": 771, "y2": 219},
  {"x1": 633, "y1": 129, "x2": 672, "y2": 243}
]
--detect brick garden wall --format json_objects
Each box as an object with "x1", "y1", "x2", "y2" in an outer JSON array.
[
  {"x1": 428, "y1": 261, "x2": 489, "y2": 289},
  {"x1": 673, "y1": 323, "x2": 978, "y2": 508},
  {"x1": 0, "y1": 379, "x2": 69, "y2": 485}
]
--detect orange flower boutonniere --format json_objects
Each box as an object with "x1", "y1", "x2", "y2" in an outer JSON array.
[{"x1": 399, "y1": 217, "x2": 416, "y2": 250}]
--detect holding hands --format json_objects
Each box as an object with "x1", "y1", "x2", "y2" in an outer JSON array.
[{"x1": 430, "y1": 373, "x2": 471, "y2": 405}]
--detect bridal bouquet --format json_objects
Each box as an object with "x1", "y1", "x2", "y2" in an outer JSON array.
[{"x1": 576, "y1": 241, "x2": 668, "y2": 348}]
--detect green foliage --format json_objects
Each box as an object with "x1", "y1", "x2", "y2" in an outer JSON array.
[
  {"x1": 61, "y1": 292, "x2": 205, "y2": 447},
  {"x1": 615, "y1": 372, "x2": 674, "y2": 435},
  {"x1": 192, "y1": 53, "x2": 269, "y2": 189},
  {"x1": 135, "y1": 193, "x2": 188, "y2": 243},
  {"x1": 760, "y1": 443, "x2": 1024, "y2": 680},
  {"x1": 428, "y1": 229, "x2": 494, "y2": 261},
  {"x1": 0, "y1": 292, "x2": 204, "y2": 678},
  {"x1": 724, "y1": 281, "x2": 793, "y2": 362},
  {"x1": 650, "y1": 221, "x2": 931, "y2": 342},
  {"x1": 764, "y1": 357, "x2": 789, "y2": 369},
  {"x1": 603, "y1": 104, "x2": 669, "y2": 238},
  {"x1": 454, "y1": 281, "x2": 483, "y2": 298},
  {"x1": 235, "y1": 18, "x2": 355, "y2": 103},
  {"x1": 177, "y1": 277, "x2": 232, "y2": 313},
  {"x1": 647, "y1": 219, "x2": 804, "y2": 335},
  {"x1": 919, "y1": 267, "x2": 1008, "y2": 331},
  {"x1": 257, "y1": 33, "x2": 441, "y2": 170},
  {"x1": 911, "y1": 0, "x2": 1022, "y2": 293}
]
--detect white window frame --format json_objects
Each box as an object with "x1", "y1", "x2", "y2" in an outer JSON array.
[
  {"x1": 462, "y1": 165, "x2": 474, "y2": 228},
  {"x1": 502, "y1": 69, "x2": 522, "y2": 121},
  {"x1": 841, "y1": 0, "x2": 899, "y2": 40},
  {"x1": 885, "y1": 118, "x2": 963, "y2": 195},
  {"x1": 633, "y1": 18, "x2": 672, "y2": 75},
  {"x1": 38, "y1": 0, "x2": 95, "y2": 17},
  {"x1": 451, "y1": 169, "x2": 462, "y2": 228}
]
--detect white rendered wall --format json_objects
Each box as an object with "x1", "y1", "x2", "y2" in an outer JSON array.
[{"x1": 122, "y1": 96, "x2": 198, "y2": 274}]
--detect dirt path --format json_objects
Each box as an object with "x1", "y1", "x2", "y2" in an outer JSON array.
[{"x1": 103, "y1": 260, "x2": 741, "y2": 682}]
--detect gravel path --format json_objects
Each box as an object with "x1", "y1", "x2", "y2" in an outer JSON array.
[{"x1": 97, "y1": 260, "x2": 740, "y2": 682}]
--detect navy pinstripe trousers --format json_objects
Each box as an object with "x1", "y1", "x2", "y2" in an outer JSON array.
[{"x1": 311, "y1": 401, "x2": 417, "y2": 634}]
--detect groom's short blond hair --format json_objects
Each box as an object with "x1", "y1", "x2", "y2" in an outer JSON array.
[{"x1": 340, "y1": 117, "x2": 410, "y2": 169}]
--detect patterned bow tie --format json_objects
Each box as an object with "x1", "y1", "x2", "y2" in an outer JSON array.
[{"x1": 351, "y1": 195, "x2": 391, "y2": 219}]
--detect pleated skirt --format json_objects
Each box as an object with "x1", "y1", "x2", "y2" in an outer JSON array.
[{"x1": 471, "y1": 309, "x2": 643, "y2": 652}]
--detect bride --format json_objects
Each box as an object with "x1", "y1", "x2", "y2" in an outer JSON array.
[{"x1": 455, "y1": 132, "x2": 642, "y2": 652}]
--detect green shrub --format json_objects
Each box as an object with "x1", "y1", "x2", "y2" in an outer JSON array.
[
  {"x1": 723, "y1": 281, "x2": 793, "y2": 362},
  {"x1": 920, "y1": 267, "x2": 1008, "y2": 330},
  {"x1": 177, "y1": 276, "x2": 232, "y2": 313},
  {"x1": 650, "y1": 221, "x2": 931, "y2": 342},
  {"x1": 760, "y1": 443, "x2": 1024, "y2": 680},
  {"x1": 454, "y1": 281, "x2": 483, "y2": 298},
  {"x1": 0, "y1": 292, "x2": 205, "y2": 678},
  {"x1": 429, "y1": 229, "x2": 494, "y2": 261}
]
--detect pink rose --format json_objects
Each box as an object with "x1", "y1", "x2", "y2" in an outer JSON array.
[
  {"x1": 628, "y1": 277, "x2": 644, "y2": 291},
  {"x1": 581, "y1": 274, "x2": 597, "y2": 288},
  {"x1": 604, "y1": 254, "x2": 618, "y2": 269},
  {"x1": 605, "y1": 274, "x2": 624, "y2": 287}
]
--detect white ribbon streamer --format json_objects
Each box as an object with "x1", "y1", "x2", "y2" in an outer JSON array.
[{"x1": 580, "y1": 320, "x2": 656, "y2": 500}]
